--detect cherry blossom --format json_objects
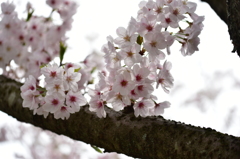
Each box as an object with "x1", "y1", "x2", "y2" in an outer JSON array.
[
  {"x1": 45, "y1": 79, "x2": 65, "y2": 96},
  {"x1": 107, "y1": 91, "x2": 131, "y2": 111},
  {"x1": 150, "y1": 101, "x2": 170, "y2": 116},
  {"x1": 41, "y1": 63, "x2": 64, "y2": 83},
  {"x1": 34, "y1": 106, "x2": 49, "y2": 118},
  {"x1": 18, "y1": 0, "x2": 204, "y2": 119},
  {"x1": 21, "y1": 61, "x2": 89, "y2": 119},
  {"x1": 89, "y1": 96, "x2": 106, "y2": 118},
  {"x1": 143, "y1": 31, "x2": 166, "y2": 62},
  {"x1": 159, "y1": 13, "x2": 179, "y2": 28},
  {"x1": 129, "y1": 89, "x2": 139, "y2": 100},
  {"x1": 1, "y1": 2, "x2": 15, "y2": 15},
  {"x1": 137, "y1": 14, "x2": 157, "y2": 36},
  {"x1": 21, "y1": 90, "x2": 39, "y2": 110},
  {"x1": 63, "y1": 67, "x2": 81, "y2": 92},
  {"x1": 46, "y1": 0, "x2": 62, "y2": 9},
  {"x1": 20, "y1": 75, "x2": 40, "y2": 110},
  {"x1": 0, "y1": 0, "x2": 77, "y2": 80},
  {"x1": 54, "y1": 106, "x2": 72, "y2": 120},
  {"x1": 163, "y1": 31, "x2": 175, "y2": 55},
  {"x1": 66, "y1": 90, "x2": 87, "y2": 112},
  {"x1": 166, "y1": 0, "x2": 186, "y2": 21},
  {"x1": 180, "y1": 33, "x2": 200, "y2": 56},
  {"x1": 181, "y1": 0, "x2": 197, "y2": 14},
  {"x1": 153, "y1": 0, "x2": 165, "y2": 19},
  {"x1": 43, "y1": 93, "x2": 65, "y2": 113},
  {"x1": 132, "y1": 64, "x2": 151, "y2": 84},
  {"x1": 156, "y1": 60, "x2": 174, "y2": 93},
  {"x1": 20, "y1": 75, "x2": 37, "y2": 93},
  {"x1": 114, "y1": 26, "x2": 138, "y2": 48},
  {"x1": 134, "y1": 83, "x2": 154, "y2": 98},
  {"x1": 133, "y1": 99, "x2": 155, "y2": 117},
  {"x1": 112, "y1": 70, "x2": 135, "y2": 95},
  {"x1": 119, "y1": 44, "x2": 142, "y2": 67},
  {"x1": 57, "y1": 1, "x2": 78, "y2": 20},
  {"x1": 26, "y1": 52, "x2": 50, "y2": 78}
]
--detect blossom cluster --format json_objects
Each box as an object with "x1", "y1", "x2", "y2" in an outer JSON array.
[
  {"x1": 88, "y1": 0, "x2": 204, "y2": 118},
  {"x1": 0, "y1": 0, "x2": 78, "y2": 79},
  {"x1": 19, "y1": 0, "x2": 204, "y2": 119},
  {"x1": 20, "y1": 63, "x2": 88, "y2": 119}
]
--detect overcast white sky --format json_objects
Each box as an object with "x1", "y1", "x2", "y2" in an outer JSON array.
[{"x1": 1, "y1": 0, "x2": 240, "y2": 158}]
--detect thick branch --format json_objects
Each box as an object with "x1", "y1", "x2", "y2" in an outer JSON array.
[
  {"x1": 200, "y1": 0, "x2": 227, "y2": 23},
  {"x1": 227, "y1": 0, "x2": 240, "y2": 55},
  {"x1": 201, "y1": 0, "x2": 240, "y2": 56},
  {"x1": 0, "y1": 75, "x2": 240, "y2": 159}
]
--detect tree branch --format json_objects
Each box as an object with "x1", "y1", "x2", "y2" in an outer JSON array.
[
  {"x1": 227, "y1": 0, "x2": 240, "y2": 56},
  {"x1": 200, "y1": 0, "x2": 227, "y2": 23},
  {"x1": 200, "y1": 0, "x2": 240, "y2": 56},
  {"x1": 0, "y1": 75, "x2": 240, "y2": 158}
]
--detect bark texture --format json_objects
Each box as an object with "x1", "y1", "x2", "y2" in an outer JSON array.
[
  {"x1": 200, "y1": 0, "x2": 227, "y2": 23},
  {"x1": 227, "y1": 0, "x2": 240, "y2": 56},
  {"x1": 201, "y1": 0, "x2": 240, "y2": 56},
  {"x1": 1, "y1": 75, "x2": 240, "y2": 159}
]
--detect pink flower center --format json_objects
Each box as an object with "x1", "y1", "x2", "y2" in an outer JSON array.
[
  {"x1": 97, "y1": 101, "x2": 103, "y2": 108},
  {"x1": 165, "y1": 18, "x2": 171, "y2": 24},
  {"x1": 57, "y1": 26, "x2": 61, "y2": 32},
  {"x1": 138, "y1": 102, "x2": 144, "y2": 108},
  {"x1": 155, "y1": 103, "x2": 160, "y2": 108},
  {"x1": 32, "y1": 25, "x2": 37, "y2": 30},
  {"x1": 146, "y1": 25, "x2": 153, "y2": 32},
  {"x1": 46, "y1": 56, "x2": 51, "y2": 62},
  {"x1": 50, "y1": 0, "x2": 56, "y2": 5},
  {"x1": 101, "y1": 71, "x2": 107, "y2": 76},
  {"x1": 131, "y1": 90, "x2": 136, "y2": 96},
  {"x1": 29, "y1": 37, "x2": 33, "y2": 42},
  {"x1": 19, "y1": 35, "x2": 24, "y2": 41},
  {"x1": 137, "y1": 85, "x2": 143, "y2": 91},
  {"x1": 50, "y1": 71, "x2": 57, "y2": 78},
  {"x1": 67, "y1": 63, "x2": 73, "y2": 69},
  {"x1": 173, "y1": 9, "x2": 179, "y2": 16},
  {"x1": 52, "y1": 99, "x2": 59, "y2": 106},
  {"x1": 136, "y1": 75, "x2": 142, "y2": 82},
  {"x1": 120, "y1": 80, "x2": 128, "y2": 87},
  {"x1": 29, "y1": 85, "x2": 35, "y2": 90},
  {"x1": 64, "y1": 1, "x2": 69, "y2": 5},
  {"x1": 70, "y1": 96, "x2": 76, "y2": 102},
  {"x1": 158, "y1": 78, "x2": 164, "y2": 84},
  {"x1": 61, "y1": 106, "x2": 67, "y2": 111}
]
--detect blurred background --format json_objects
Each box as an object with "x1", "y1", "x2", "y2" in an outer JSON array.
[{"x1": 1, "y1": 0, "x2": 240, "y2": 158}]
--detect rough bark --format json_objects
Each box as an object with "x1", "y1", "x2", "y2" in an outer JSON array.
[
  {"x1": 227, "y1": 0, "x2": 240, "y2": 56},
  {"x1": 200, "y1": 0, "x2": 227, "y2": 23},
  {"x1": 1, "y1": 75, "x2": 240, "y2": 158},
  {"x1": 201, "y1": 0, "x2": 240, "y2": 56}
]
